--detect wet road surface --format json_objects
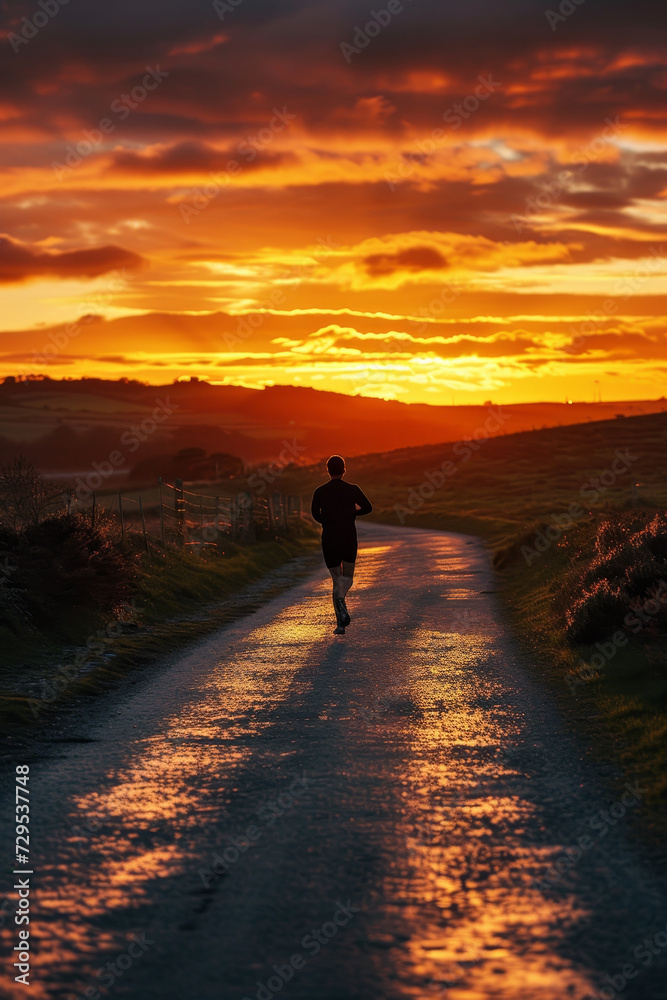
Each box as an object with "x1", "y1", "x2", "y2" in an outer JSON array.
[{"x1": 1, "y1": 523, "x2": 666, "y2": 999}]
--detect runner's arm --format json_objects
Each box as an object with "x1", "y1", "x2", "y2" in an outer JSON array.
[
  {"x1": 354, "y1": 487, "x2": 373, "y2": 516},
  {"x1": 311, "y1": 490, "x2": 323, "y2": 523}
]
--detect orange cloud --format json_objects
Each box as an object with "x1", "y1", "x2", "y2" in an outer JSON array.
[
  {"x1": 364, "y1": 245, "x2": 447, "y2": 276},
  {"x1": 0, "y1": 235, "x2": 144, "y2": 284},
  {"x1": 0, "y1": 0, "x2": 665, "y2": 406}
]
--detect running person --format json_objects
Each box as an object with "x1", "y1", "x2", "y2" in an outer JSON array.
[{"x1": 311, "y1": 455, "x2": 373, "y2": 634}]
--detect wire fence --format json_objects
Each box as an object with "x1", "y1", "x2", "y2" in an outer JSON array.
[{"x1": 68, "y1": 478, "x2": 304, "y2": 556}]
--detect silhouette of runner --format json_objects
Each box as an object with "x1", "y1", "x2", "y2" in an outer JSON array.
[{"x1": 311, "y1": 455, "x2": 373, "y2": 634}]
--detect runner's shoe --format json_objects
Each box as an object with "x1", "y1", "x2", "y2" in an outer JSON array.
[
  {"x1": 336, "y1": 598, "x2": 351, "y2": 627},
  {"x1": 334, "y1": 624, "x2": 346, "y2": 635}
]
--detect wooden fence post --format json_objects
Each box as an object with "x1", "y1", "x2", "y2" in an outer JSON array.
[
  {"x1": 118, "y1": 493, "x2": 124, "y2": 545},
  {"x1": 159, "y1": 478, "x2": 166, "y2": 546},
  {"x1": 268, "y1": 493, "x2": 276, "y2": 534},
  {"x1": 237, "y1": 492, "x2": 253, "y2": 540},
  {"x1": 246, "y1": 494, "x2": 254, "y2": 540},
  {"x1": 175, "y1": 478, "x2": 185, "y2": 543},
  {"x1": 270, "y1": 493, "x2": 285, "y2": 534},
  {"x1": 139, "y1": 496, "x2": 150, "y2": 557},
  {"x1": 230, "y1": 494, "x2": 237, "y2": 539}
]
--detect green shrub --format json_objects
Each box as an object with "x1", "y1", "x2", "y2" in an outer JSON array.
[
  {"x1": 0, "y1": 514, "x2": 137, "y2": 629},
  {"x1": 637, "y1": 513, "x2": 667, "y2": 561},
  {"x1": 595, "y1": 518, "x2": 631, "y2": 556},
  {"x1": 623, "y1": 552, "x2": 665, "y2": 598},
  {"x1": 565, "y1": 579, "x2": 629, "y2": 643},
  {"x1": 563, "y1": 513, "x2": 667, "y2": 642}
]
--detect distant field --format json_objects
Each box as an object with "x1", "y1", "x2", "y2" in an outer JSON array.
[
  {"x1": 281, "y1": 409, "x2": 667, "y2": 543},
  {"x1": 2, "y1": 376, "x2": 667, "y2": 471},
  {"x1": 16, "y1": 392, "x2": 149, "y2": 413},
  {"x1": 89, "y1": 409, "x2": 667, "y2": 543}
]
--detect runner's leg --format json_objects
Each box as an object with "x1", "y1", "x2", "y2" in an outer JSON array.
[
  {"x1": 329, "y1": 565, "x2": 342, "y2": 597},
  {"x1": 329, "y1": 565, "x2": 343, "y2": 621},
  {"x1": 328, "y1": 565, "x2": 347, "y2": 632},
  {"x1": 339, "y1": 560, "x2": 355, "y2": 598}
]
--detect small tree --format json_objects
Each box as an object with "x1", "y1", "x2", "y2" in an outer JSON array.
[{"x1": 0, "y1": 456, "x2": 63, "y2": 531}]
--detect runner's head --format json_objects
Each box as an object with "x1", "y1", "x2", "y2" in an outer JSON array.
[{"x1": 326, "y1": 454, "x2": 345, "y2": 478}]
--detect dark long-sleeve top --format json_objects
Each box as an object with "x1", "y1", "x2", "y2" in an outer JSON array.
[{"x1": 310, "y1": 478, "x2": 373, "y2": 530}]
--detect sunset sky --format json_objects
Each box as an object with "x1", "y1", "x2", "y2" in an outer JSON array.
[{"x1": 1, "y1": 0, "x2": 666, "y2": 404}]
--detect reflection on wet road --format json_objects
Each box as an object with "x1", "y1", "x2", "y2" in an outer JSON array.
[{"x1": 1, "y1": 524, "x2": 665, "y2": 999}]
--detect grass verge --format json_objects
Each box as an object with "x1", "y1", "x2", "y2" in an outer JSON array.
[
  {"x1": 0, "y1": 529, "x2": 319, "y2": 735},
  {"x1": 371, "y1": 501, "x2": 667, "y2": 839},
  {"x1": 493, "y1": 510, "x2": 667, "y2": 839}
]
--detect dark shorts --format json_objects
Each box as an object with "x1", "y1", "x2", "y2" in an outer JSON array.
[{"x1": 321, "y1": 528, "x2": 358, "y2": 569}]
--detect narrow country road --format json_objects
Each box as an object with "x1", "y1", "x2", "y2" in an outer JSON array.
[{"x1": 1, "y1": 524, "x2": 666, "y2": 1000}]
